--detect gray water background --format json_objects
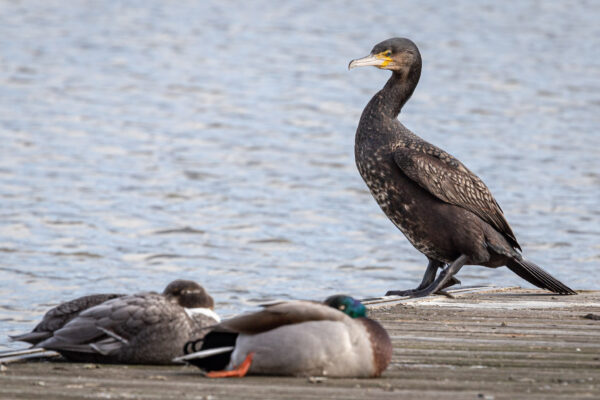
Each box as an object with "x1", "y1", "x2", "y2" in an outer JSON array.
[{"x1": 1, "y1": 0, "x2": 599, "y2": 349}]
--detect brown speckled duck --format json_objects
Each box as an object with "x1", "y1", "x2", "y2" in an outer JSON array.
[{"x1": 5, "y1": 280, "x2": 219, "y2": 364}]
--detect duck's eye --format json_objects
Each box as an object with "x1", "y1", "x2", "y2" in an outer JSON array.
[{"x1": 385, "y1": 50, "x2": 392, "y2": 57}]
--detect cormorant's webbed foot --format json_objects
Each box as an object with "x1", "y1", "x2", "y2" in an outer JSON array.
[
  {"x1": 385, "y1": 288, "x2": 419, "y2": 297},
  {"x1": 384, "y1": 276, "x2": 460, "y2": 297},
  {"x1": 385, "y1": 256, "x2": 467, "y2": 298}
]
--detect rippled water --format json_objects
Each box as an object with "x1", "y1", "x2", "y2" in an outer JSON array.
[{"x1": 1, "y1": 1, "x2": 599, "y2": 349}]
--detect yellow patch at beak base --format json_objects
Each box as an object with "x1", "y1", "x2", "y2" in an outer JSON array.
[{"x1": 375, "y1": 51, "x2": 393, "y2": 68}]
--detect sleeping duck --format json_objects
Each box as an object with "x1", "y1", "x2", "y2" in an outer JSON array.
[
  {"x1": 175, "y1": 295, "x2": 392, "y2": 378},
  {"x1": 4, "y1": 279, "x2": 219, "y2": 364}
]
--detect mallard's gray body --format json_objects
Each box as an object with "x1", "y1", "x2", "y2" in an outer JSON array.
[{"x1": 183, "y1": 299, "x2": 392, "y2": 377}]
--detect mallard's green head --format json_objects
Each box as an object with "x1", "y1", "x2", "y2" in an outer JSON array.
[{"x1": 324, "y1": 295, "x2": 367, "y2": 318}]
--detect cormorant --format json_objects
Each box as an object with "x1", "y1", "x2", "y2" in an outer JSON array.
[{"x1": 348, "y1": 38, "x2": 576, "y2": 297}]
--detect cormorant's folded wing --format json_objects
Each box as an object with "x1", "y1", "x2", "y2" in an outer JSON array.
[{"x1": 393, "y1": 148, "x2": 520, "y2": 250}]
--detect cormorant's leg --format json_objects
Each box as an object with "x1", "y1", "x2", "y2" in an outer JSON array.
[
  {"x1": 440, "y1": 276, "x2": 462, "y2": 290},
  {"x1": 408, "y1": 255, "x2": 468, "y2": 298},
  {"x1": 386, "y1": 259, "x2": 446, "y2": 296},
  {"x1": 417, "y1": 259, "x2": 445, "y2": 290}
]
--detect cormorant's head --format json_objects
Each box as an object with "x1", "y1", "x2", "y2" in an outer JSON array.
[
  {"x1": 324, "y1": 294, "x2": 367, "y2": 318},
  {"x1": 163, "y1": 279, "x2": 215, "y2": 309},
  {"x1": 349, "y1": 37, "x2": 421, "y2": 77}
]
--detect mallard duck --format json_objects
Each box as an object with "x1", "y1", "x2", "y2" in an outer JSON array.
[
  {"x1": 4, "y1": 279, "x2": 219, "y2": 364},
  {"x1": 176, "y1": 295, "x2": 392, "y2": 378}
]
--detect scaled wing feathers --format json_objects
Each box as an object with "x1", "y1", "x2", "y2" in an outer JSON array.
[{"x1": 393, "y1": 147, "x2": 520, "y2": 250}]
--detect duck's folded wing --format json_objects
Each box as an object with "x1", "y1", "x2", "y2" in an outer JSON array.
[
  {"x1": 10, "y1": 293, "x2": 125, "y2": 345},
  {"x1": 39, "y1": 294, "x2": 126, "y2": 331},
  {"x1": 35, "y1": 295, "x2": 156, "y2": 355},
  {"x1": 220, "y1": 300, "x2": 348, "y2": 334},
  {"x1": 393, "y1": 148, "x2": 520, "y2": 250},
  {"x1": 35, "y1": 314, "x2": 111, "y2": 354},
  {"x1": 10, "y1": 331, "x2": 52, "y2": 344}
]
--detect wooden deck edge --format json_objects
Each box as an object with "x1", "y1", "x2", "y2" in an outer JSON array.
[{"x1": 362, "y1": 285, "x2": 519, "y2": 308}]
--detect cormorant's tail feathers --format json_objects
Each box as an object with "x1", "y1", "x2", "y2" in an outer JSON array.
[{"x1": 506, "y1": 258, "x2": 576, "y2": 295}]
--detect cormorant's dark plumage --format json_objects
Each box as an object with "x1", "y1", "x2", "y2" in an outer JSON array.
[{"x1": 349, "y1": 38, "x2": 575, "y2": 296}]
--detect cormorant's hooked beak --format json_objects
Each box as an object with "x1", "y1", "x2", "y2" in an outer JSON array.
[{"x1": 348, "y1": 54, "x2": 388, "y2": 70}]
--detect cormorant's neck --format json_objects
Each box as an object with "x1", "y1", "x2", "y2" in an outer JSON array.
[{"x1": 371, "y1": 67, "x2": 421, "y2": 119}]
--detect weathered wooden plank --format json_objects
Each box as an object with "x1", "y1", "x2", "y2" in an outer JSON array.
[{"x1": 1, "y1": 288, "x2": 598, "y2": 400}]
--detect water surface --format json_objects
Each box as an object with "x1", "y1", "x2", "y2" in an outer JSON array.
[{"x1": 1, "y1": 0, "x2": 599, "y2": 349}]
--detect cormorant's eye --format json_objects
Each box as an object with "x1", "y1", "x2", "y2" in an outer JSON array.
[{"x1": 385, "y1": 50, "x2": 392, "y2": 57}]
